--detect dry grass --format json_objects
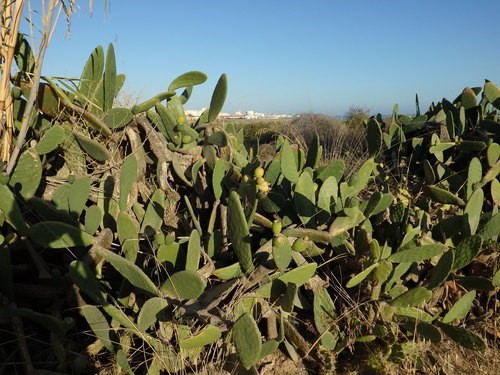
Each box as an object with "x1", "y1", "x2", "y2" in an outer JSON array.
[
  {"x1": 280, "y1": 113, "x2": 369, "y2": 178},
  {"x1": 235, "y1": 113, "x2": 370, "y2": 178}
]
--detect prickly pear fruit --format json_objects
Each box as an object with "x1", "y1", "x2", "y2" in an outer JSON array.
[
  {"x1": 272, "y1": 220, "x2": 282, "y2": 235},
  {"x1": 254, "y1": 166, "x2": 265, "y2": 178}
]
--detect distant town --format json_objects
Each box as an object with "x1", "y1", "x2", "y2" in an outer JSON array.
[{"x1": 185, "y1": 108, "x2": 297, "y2": 120}]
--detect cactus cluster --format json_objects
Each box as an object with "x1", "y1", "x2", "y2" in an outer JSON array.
[{"x1": 0, "y1": 36, "x2": 498, "y2": 374}]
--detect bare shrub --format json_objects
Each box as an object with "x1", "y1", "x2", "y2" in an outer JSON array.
[{"x1": 287, "y1": 113, "x2": 369, "y2": 178}]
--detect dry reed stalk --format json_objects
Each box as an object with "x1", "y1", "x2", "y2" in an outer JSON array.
[
  {"x1": 5, "y1": 0, "x2": 62, "y2": 174},
  {"x1": 0, "y1": 0, "x2": 25, "y2": 163}
]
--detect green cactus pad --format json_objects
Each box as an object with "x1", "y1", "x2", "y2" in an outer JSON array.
[
  {"x1": 426, "y1": 250, "x2": 454, "y2": 289},
  {"x1": 347, "y1": 158, "x2": 376, "y2": 198},
  {"x1": 486, "y1": 142, "x2": 500, "y2": 167},
  {"x1": 305, "y1": 133, "x2": 321, "y2": 169},
  {"x1": 389, "y1": 244, "x2": 445, "y2": 263},
  {"x1": 68, "y1": 177, "x2": 91, "y2": 220},
  {"x1": 390, "y1": 287, "x2": 432, "y2": 307},
  {"x1": 0, "y1": 184, "x2": 29, "y2": 234},
  {"x1": 29, "y1": 221, "x2": 94, "y2": 248},
  {"x1": 317, "y1": 159, "x2": 345, "y2": 183},
  {"x1": 402, "y1": 319, "x2": 441, "y2": 343},
  {"x1": 367, "y1": 118, "x2": 383, "y2": 156},
  {"x1": 442, "y1": 290, "x2": 476, "y2": 324},
  {"x1": 256, "y1": 262, "x2": 317, "y2": 298},
  {"x1": 329, "y1": 208, "x2": 365, "y2": 237},
  {"x1": 213, "y1": 262, "x2": 244, "y2": 280},
  {"x1": 36, "y1": 125, "x2": 65, "y2": 155},
  {"x1": 373, "y1": 260, "x2": 393, "y2": 284},
  {"x1": 154, "y1": 102, "x2": 177, "y2": 141},
  {"x1": 186, "y1": 229, "x2": 201, "y2": 271},
  {"x1": 79, "y1": 45, "x2": 104, "y2": 101},
  {"x1": 484, "y1": 81, "x2": 500, "y2": 109},
  {"x1": 313, "y1": 287, "x2": 338, "y2": 349},
  {"x1": 280, "y1": 141, "x2": 300, "y2": 183},
  {"x1": 464, "y1": 188, "x2": 483, "y2": 235},
  {"x1": 80, "y1": 304, "x2": 114, "y2": 351},
  {"x1": 161, "y1": 270, "x2": 205, "y2": 300},
  {"x1": 232, "y1": 312, "x2": 262, "y2": 370},
  {"x1": 179, "y1": 324, "x2": 221, "y2": 350},
  {"x1": 95, "y1": 247, "x2": 160, "y2": 296},
  {"x1": 453, "y1": 235, "x2": 482, "y2": 270},
  {"x1": 404, "y1": 114, "x2": 428, "y2": 133},
  {"x1": 117, "y1": 211, "x2": 139, "y2": 262},
  {"x1": 206, "y1": 130, "x2": 229, "y2": 147},
  {"x1": 9, "y1": 148, "x2": 42, "y2": 199},
  {"x1": 102, "y1": 107, "x2": 133, "y2": 129},
  {"x1": 140, "y1": 189, "x2": 166, "y2": 236},
  {"x1": 212, "y1": 159, "x2": 230, "y2": 200},
  {"x1": 317, "y1": 176, "x2": 338, "y2": 214},
  {"x1": 424, "y1": 185, "x2": 465, "y2": 206},
  {"x1": 208, "y1": 74, "x2": 228, "y2": 122},
  {"x1": 168, "y1": 71, "x2": 207, "y2": 92},
  {"x1": 460, "y1": 87, "x2": 477, "y2": 109},
  {"x1": 227, "y1": 190, "x2": 254, "y2": 273},
  {"x1": 363, "y1": 191, "x2": 383, "y2": 218},
  {"x1": 466, "y1": 158, "x2": 482, "y2": 200},
  {"x1": 272, "y1": 234, "x2": 292, "y2": 272},
  {"x1": 393, "y1": 306, "x2": 433, "y2": 323},
  {"x1": 455, "y1": 276, "x2": 495, "y2": 291},
  {"x1": 482, "y1": 161, "x2": 500, "y2": 185},
  {"x1": 137, "y1": 297, "x2": 169, "y2": 332},
  {"x1": 436, "y1": 321, "x2": 485, "y2": 350},
  {"x1": 102, "y1": 43, "x2": 117, "y2": 113},
  {"x1": 69, "y1": 260, "x2": 106, "y2": 304},
  {"x1": 116, "y1": 350, "x2": 133, "y2": 375},
  {"x1": 491, "y1": 179, "x2": 500, "y2": 207},
  {"x1": 74, "y1": 133, "x2": 110, "y2": 162},
  {"x1": 84, "y1": 205, "x2": 102, "y2": 234},
  {"x1": 293, "y1": 171, "x2": 317, "y2": 226},
  {"x1": 346, "y1": 263, "x2": 378, "y2": 288},
  {"x1": 157, "y1": 241, "x2": 181, "y2": 272}
]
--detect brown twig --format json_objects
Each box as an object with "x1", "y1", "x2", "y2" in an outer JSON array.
[{"x1": 8, "y1": 302, "x2": 34, "y2": 375}]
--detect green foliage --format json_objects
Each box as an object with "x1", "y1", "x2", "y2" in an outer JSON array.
[
  {"x1": 168, "y1": 71, "x2": 207, "y2": 92},
  {"x1": 389, "y1": 244, "x2": 445, "y2": 263},
  {"x1": 137, "y1": 297, "x2": 169, "y2": 332},
  {"x1": 227, "y1": 190, "x2": 254, "y2": 272},
  {"x1": 8, "y1": 148, "x2": 42, "y2": 198},
  {"x1": 80, "y1": 304, "x2": 114, "y2": 351},
  {"x1": 161, "y1": 270, "x2": 205, "y2": 300},
  {"x1": 2, "y1": 36, "x2": 497, "y2": 373},
  {"x1": 453, "y1": 235, "x2": 482, "y2": 270},
  {"x1": 233, "y1": 313, "x2": 262, "y2": 370},
  {"x1": 436, "y1": 322, "x2": 486, "y2": 350},
  {"x1": 390, "y1": 287, "x2": 432, "y2": 307},
  {"x1": 366, "y1": 117, "x2": 383, "y2": 156},
  {"x1": 272, "y1": 234, "x2": 292, "y2": 272},
  {"x1": 35, "y1": 124, "x2": 65, "y2": 154},
  {"x1": 74, "y1": 133, "x2": 110, "y2": 161},
  {"x1": 28, "y1": 221, "x2": 95, "y2": 248},
  {"x1": 95, "y1": 247, "x2": 160, "y2": 296},
  {"x1": 442, "y1": 291, "x2": 476, "y2": 324},
  {"x1": 179, "y1": 324, "x2": 221, "y2": 349}
]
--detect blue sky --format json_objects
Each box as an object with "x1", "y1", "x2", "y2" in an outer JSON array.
[{"x1": 27, "y1": 0, "x2": 500, "y2": 116}]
